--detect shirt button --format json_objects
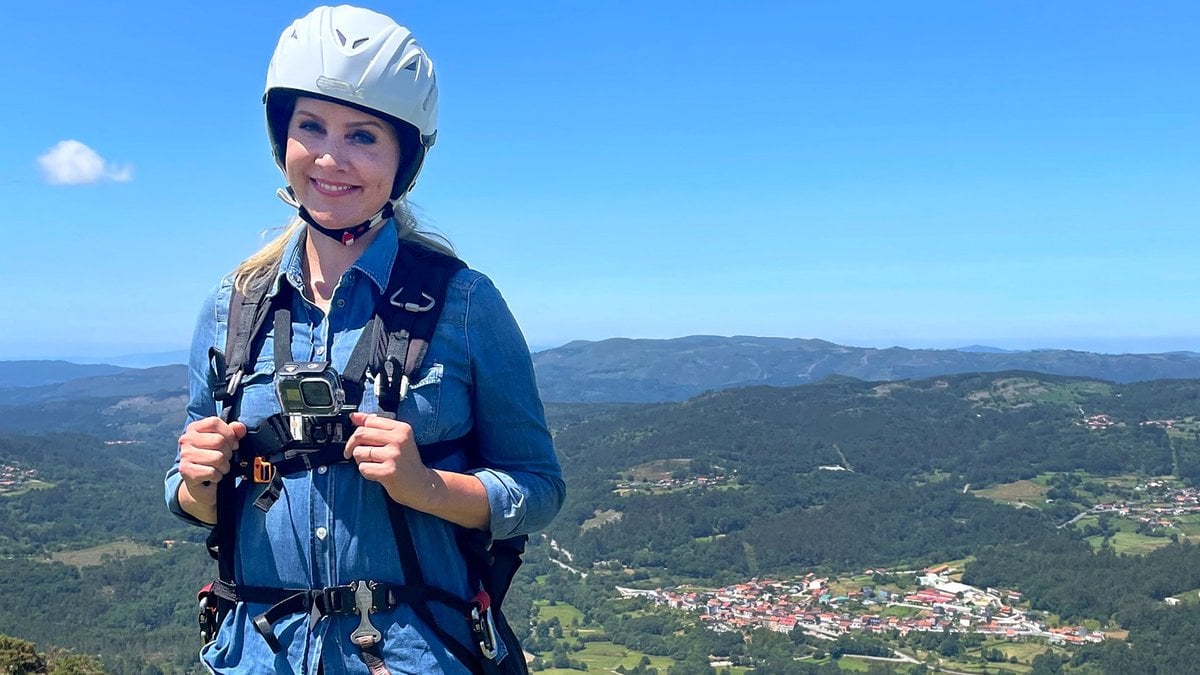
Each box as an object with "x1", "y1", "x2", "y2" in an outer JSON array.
[
  {"x1": 317, "y1": 465, "x2": 327, "y2": 475},
  {"x1": 316, "y1": 527, "x2": 328, "y2": 540},
  {"x1": 316, "y1": 345, "x2": 326, "y2": 356},
  {"x1": 336, "y1": 298, "x2": 346, "y2": 308}
]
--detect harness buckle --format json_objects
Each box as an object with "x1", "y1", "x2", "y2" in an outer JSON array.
[
  {"x1": 470, "y1": 590, "x2": 499, "y2": 660},
  {"x1": 252, "y1": 457, "x2": 275, "y2": 484},
  {"x1": 390, "y1": 288, "x2": 437, "y2": 313},
  {"x1": 349, "y1": 581, "x2": 383, "y2": 648},
  {"x1": 320, "y1": 585, "x2": 355, "y2": 615},
  {"x1": 224, "y1": 368, "x2": 244, "y2": 400}
]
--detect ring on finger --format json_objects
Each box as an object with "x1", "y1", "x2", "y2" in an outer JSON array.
[{"x1": 368, "y1": 448, "x2": 375, "y2": 462}]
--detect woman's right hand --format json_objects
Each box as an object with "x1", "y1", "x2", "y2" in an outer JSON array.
[{"x1": 178, "y1": 417, "x2": 247, "y2": 507}]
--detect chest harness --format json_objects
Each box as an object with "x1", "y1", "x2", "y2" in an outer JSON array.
[{"x1": 197, "y1": 242, "x2": 528, "y2": 675}]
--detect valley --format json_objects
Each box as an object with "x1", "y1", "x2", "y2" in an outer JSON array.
[{"x1": 4, "y1": 359, "x2": 1200, "y2": 672}]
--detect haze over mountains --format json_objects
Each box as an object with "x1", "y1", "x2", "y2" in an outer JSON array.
[{"x1": 4, "y1": 336, "x2": 1200, "y2": 404}]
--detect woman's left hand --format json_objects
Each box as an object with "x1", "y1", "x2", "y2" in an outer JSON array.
[{"x1": 345, "y1": 412, "x2": 435, "y2": 509}]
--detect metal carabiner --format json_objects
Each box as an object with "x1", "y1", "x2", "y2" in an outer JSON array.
[{"x1": 470, "y1": 593, "x2": 499, "y2": 660}]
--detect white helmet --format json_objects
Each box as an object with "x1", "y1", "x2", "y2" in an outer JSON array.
[{"x1": 264, "y1": 5, "x2": 438, "y2": 200}]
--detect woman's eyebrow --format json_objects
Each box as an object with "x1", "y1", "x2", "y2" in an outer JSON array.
[
  {"x1": 294, "y1": 109, "x2": 384, "y2": 131},
  {"x1": 345, "y1": 120, "x2": 386, "y2": 131}
]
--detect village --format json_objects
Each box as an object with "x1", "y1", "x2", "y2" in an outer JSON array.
[
  {"x1": 1088, "y1": 479, "x2": 1200, "y2": 530},
  {"x1": 620, "y1": 565, "x2": 1106, "y2": 647},
  {"x1": 0, "y1": 461, "x2": 39, "y2": 494}
]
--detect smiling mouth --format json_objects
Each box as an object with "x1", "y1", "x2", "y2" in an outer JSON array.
[{"x1": 310, "y1": 178, "x2": 359, "y2": 195}]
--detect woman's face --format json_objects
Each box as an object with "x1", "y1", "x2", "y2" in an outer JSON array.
[{"x1": 285, "y1": 97, "x2": 401, "y2": 230}]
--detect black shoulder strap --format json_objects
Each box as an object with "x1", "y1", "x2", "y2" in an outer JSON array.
[
  {"x1": 212, "y1": 279, "x2": 276, "y2": 423},
  {"x1": 344, "y1": 242, "x2": 466, "y2": 414},
  {"x1": 207, "y1": 278, "x2": 277, "y2": 582}
]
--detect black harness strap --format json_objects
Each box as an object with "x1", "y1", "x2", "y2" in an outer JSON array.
[
  {"x1": 273, "y1": 300, "x2": 294, "y2": 370},
  {"x1": 208, "y1": 279, "x2": 276, "y2": 586},
  {"x1": 212, "y1": 280, "x2": 276, "y2": 423},
  {"x1": 384, "y1": 498, "x2": 486, "y2": 670}
]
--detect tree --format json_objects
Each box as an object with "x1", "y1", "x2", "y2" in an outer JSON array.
[
  {"x1": 1030, "y1": 651, "x2": 1063, "y2": 675},
  {"x1": 0, "y1": 635, "x2": 46, "y2": 674},
  {"x1": 49, "y1": 653, "x2": 107, "y2": 674}
]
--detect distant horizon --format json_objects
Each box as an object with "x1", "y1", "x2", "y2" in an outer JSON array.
[{"x1": 3, "y1": 333, "x2": 1197, "y2": 369}]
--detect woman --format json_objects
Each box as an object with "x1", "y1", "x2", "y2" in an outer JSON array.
[{"x1": 164, "y1": 6, "x2": 564, "y2": 674}]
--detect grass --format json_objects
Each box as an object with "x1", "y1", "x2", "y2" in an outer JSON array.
[
  {"x1": 974, "y1": 480, "x2": 1048, "y2": 508},
  {"x1": 880, "y1": 605, "x2": 923, "y2": 619},
  {"x1": 624, "y1": 459, "x2": 690, "y2": 481},
  {"x1": 49, "y1": 539, "x2": 161, "y2": 568},
  {"x1": 530, "y1": 599, "x2": 757, "y2": 674},
  {"x1": 1085, "y1": 531, "x2": 1172, "y2": 555},
  {"x1": 535, "y1": 640, "x2": 675, "y2": 673},
  {"x1": 535, "y1": 601, "x2": 585, "y2": 627},
  {"x1": 969, "y1": 378, "x2": 1112, "y2": 410},
  {"x1": 1173, "y1": 514, "x2": 1200, "y2": 538},
  {"x1": 831, "y1": 658, "x2": 872, "y2": 671},
  {"x1": 532, "y1": 601, "x2": 677, "y2": 673},
  {"x1": 1166, "y1": 416, "x2": 1200, "y2": 440},
  {"x1": 1169, "y1": 588, "x2": 1200, "y2": 605},
  {"x1": 0, "y1": 478, "x2": 56, "y2": 497},
  {"x1": 995, "y1": 640, "x2": 1068, "y2": 663},
  {"x1": 931, "y1": 640, "x2": 1070, "y2": 674}
]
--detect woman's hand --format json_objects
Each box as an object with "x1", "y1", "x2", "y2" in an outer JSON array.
[
  {"x1": 345, "y1": 412, "x2": 490, "y2": 529},
  {"x1": 177, "y1": 416, "x2": 247, "y2": 524},
  {"x1": 345, "y1": 412, "x2": 435, "y2": 508}
]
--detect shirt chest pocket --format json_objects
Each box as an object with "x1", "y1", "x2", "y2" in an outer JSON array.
[
  {"x1": 230, "y1": 348, "x2": 282, "y2": 427},
  {"x1": 360, "y1": 362, "x2": 444, "y2": 444}
]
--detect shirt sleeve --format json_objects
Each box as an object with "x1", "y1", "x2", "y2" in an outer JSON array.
[
  {"x1": 163, "y1": 280, "x2": 227, "y2": 527},
  {"x1": 462, "y1": 274, "x2": 565, "y2": 540}
]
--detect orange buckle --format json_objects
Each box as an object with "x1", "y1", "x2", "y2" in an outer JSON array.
[{"x1": 252, "y1": 457, "x2": 276, "y2": 484}]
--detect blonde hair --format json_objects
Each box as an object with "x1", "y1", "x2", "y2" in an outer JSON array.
[{"x1": 232, "y1": 201, "x2": 455, "y2": 294}]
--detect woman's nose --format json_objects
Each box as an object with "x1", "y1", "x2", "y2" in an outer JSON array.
[{"x1": 314, "y1": 149, "x2": 338, "y2": 167}]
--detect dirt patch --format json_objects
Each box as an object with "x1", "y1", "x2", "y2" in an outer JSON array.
[{"x1": 581, "y1": 509, "x2": 623, "y2": 531}]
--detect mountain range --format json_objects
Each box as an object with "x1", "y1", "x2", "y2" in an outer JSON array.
[
  {"x1": 528, "y1": 335, "x2": 1200, "y2": 402},
  {"x1": 5, "y1": 336, "x2": 1200, "y2": 405}
]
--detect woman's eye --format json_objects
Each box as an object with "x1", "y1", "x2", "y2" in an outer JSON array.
[
  {"x1": 298, "y1": 120, "x2": 323, "y2": 134},
  {"x1": 349, "y1": 131, "x2": 376, "y2": 145}
]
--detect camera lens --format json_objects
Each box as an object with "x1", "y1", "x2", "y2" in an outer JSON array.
[{"x1": 299, "y1": 380, "x2": 334, "y2": 408}]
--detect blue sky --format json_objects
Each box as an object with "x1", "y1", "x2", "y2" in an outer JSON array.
[{"x1": 2, "y1": 1, "x2": 1197, "y2": 361}]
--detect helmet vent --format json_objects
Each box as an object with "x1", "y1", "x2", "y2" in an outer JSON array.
[
  {"x1": 404, "y1": 56, "x2": 420, "y2": 72},
  {"x1": 334, "y1": 29, "x2": 369, "y2": 50}
]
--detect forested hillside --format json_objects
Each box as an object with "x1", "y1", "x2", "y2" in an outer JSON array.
[
  {"x1": 3, "y1": 366, "x2": 1200, "y2": 672},
  {"x1": 545, "y1": 372, "x2": 1200, "y2": 576}
]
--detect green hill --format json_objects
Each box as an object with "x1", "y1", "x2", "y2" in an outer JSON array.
[{"x1": 4, "y1": 365, "x2": 1200, "y2": 672}]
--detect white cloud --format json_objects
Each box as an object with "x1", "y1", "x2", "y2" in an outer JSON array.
[{"x1": 37, "y1": 140, "x2": 133, "y2": 185}]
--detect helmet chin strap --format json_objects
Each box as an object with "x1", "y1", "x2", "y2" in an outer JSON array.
[{"x1": 277, "y1": 187, "x2": 398, "y2": 246}]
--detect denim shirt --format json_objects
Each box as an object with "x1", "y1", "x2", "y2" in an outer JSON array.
[{"x1": 163, "y1": 221, "x2": 565, "y2": 674}]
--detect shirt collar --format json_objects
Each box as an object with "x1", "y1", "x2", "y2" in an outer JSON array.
[{"x1": 269, "y1": 220, "x2": 398, "y2": 298}]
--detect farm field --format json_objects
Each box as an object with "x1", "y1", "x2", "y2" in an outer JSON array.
[{"x1": 49, "y1": 539, "x2": 161, "y2": 568}]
